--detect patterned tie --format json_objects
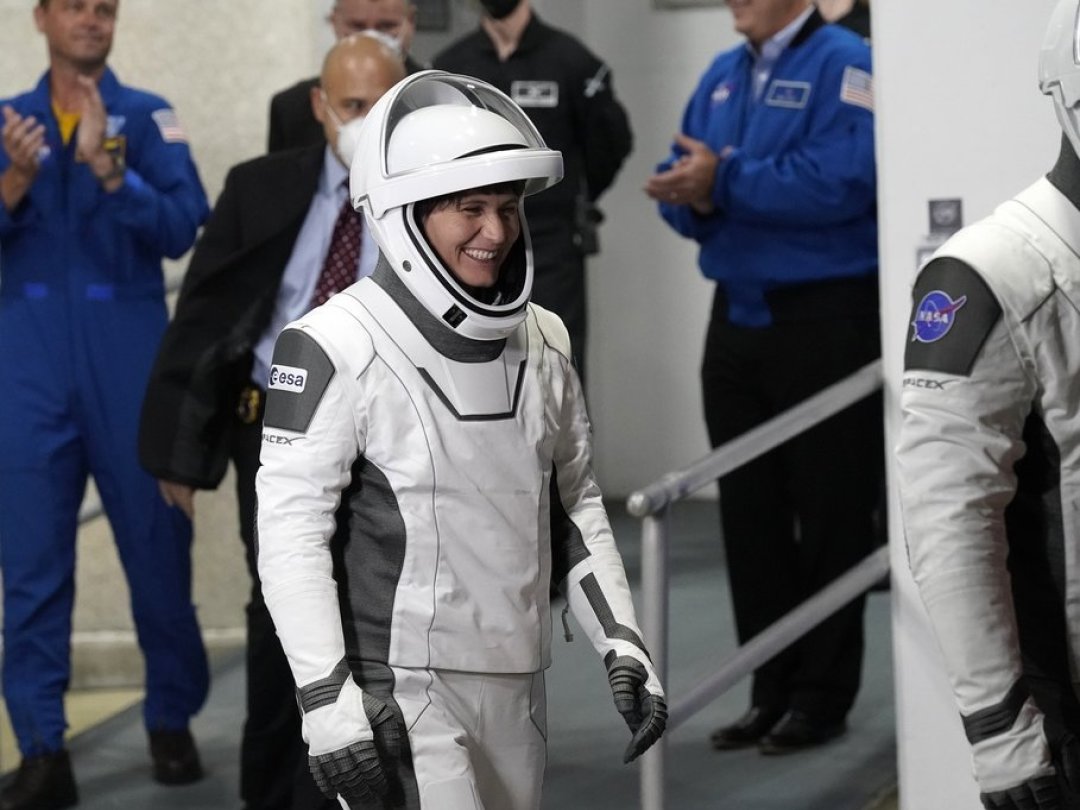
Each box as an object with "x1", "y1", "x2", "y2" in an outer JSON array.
[{"x1": 309, "y1": 192, "x2": 362, "y2": 309}]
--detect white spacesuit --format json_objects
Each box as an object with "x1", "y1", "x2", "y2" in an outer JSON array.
[
  {"x1": 255, "y1": 72, "x2": 665, "y2": 810},
  {"x1": 897, "y1": 3, "x2": 1080, "y2": 808}
]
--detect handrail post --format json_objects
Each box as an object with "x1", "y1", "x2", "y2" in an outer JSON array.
[{"x1": 640, "y1": 508, "x2": 669, "y2": 810}]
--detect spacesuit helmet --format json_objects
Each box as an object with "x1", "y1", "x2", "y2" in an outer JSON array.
[
  {"x1": 1040, "y1": 0, "x2": 1080, "y2": 159},
  {"x1": 350, "y1": 70, "x2": 564, "y2": 341}
]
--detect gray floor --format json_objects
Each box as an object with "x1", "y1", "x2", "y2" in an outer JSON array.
[{"x1": 45, "y1": 499, "x2": 897, "y2": 809}]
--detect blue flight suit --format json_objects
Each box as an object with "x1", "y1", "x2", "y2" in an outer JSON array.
[
  {"x1": 653, "y1": 11, "x2": 881, "y2": 725},
  {"x1": 0, "y1": 68, "x2": 210, "y2": 755},
  {"x1": 656, "y1": 13, "x2": 876, "y2": 327}
]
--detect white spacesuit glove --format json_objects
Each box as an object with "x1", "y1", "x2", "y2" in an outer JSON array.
[
  {"x1": 562, "y1": 556, "x2": 667, "y2": 764},
  {"x1": 298, "y1": 659, "x2": 403, "y2": 808},
  {"x1": 605, "y1": 653, "x2": 668, "y2": 763},
  {"x1": 978, "y1": 729, "x2": 1080, "y2": 809},
  {"x1": 980, "y1": 776, "x2": 1061, "y2": 809}
]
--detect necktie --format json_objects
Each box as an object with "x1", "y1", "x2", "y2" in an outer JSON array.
[{"x1": 309, "y1": 194, "x2": 362, "y2": 309}]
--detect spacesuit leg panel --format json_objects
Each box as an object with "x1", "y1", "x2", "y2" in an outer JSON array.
[
  {"x1": 468, "y1": 671, "x2": 546, "y2": 810},
  {"x1": 391, "y1": 667, "x2": 478, "y2": 810},
  {"x1": 80, "y1": 299, "x2": 209, "y2": 731},
  {"x1": 391, "y1": 668, "x2": 545, "y2": 810}
]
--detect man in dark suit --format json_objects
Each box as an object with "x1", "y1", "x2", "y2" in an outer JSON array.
[
  {"x1": 432, "y1": 0, "x2": 633, "y2": 382},
  {"x1": 139, "y1": 34, "x2": 405, "y2": 810},
  {"x1": 268, "y1": 0, "x2": 423, "y2": 152}
]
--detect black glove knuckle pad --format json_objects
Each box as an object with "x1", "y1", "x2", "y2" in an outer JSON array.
[
  {"x1": 310, "y1": 739, "x2": 387, "y2": 802},
  {"x1": 980, "y1": 775, "x2": 1061, "y2": 810}
]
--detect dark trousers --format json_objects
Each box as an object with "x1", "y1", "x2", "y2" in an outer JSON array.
[
  {"x1": 231, "y1": 410, "x2": 335, "y2": 810},
  {"x1": 701, "y1": 286, "x2": 882, "y2": 722},
  {"x1": 529, "y1": 224, "x2": 587, "y2": 383}
]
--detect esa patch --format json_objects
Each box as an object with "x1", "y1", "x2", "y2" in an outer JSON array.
[
  {"x1": 904, "y1": 257, "x2": 1002, "y2": 376},
  {"x1": 263, "y1": 329, "x2": 335, "y2": 433}
]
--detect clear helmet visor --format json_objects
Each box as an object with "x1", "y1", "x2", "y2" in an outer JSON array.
[
  {"x1": 1040, "y1": 0, "x2": 1080, "y2": 158},
  {"x1": 355, "y1": 71, "x2": 562, "y2": 218},
  {"x1": 349, "y1": 71, "x2": 564, "y2": 342}
]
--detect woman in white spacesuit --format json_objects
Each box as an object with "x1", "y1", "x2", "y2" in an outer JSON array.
[{"x1": 254, "y1": 71, "x2": 666, "y2": 810}]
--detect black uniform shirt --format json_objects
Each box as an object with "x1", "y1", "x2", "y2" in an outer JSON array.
[{"x1": 433, "y1": 13, "x2": 632, "y2": 224}]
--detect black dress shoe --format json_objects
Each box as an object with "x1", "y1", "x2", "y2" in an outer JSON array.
[
  {"x1": 149, "y1": 729, "x2": 203, "y2": 785},
  {"x1": 710, "y1": 706, "x2": 786, "y2": 750},
  {"x1": 758, "y1": 709, "x2": 846, "y2": 755},
  {"x1": 0, "y1": 749, "x2": 78, "y2": 810}
]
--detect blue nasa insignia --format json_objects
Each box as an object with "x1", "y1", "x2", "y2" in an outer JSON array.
[
  {"x1": 911, "y1": 290, "x2": 967, "y2": 343},
  {"x1": 904, "y1": 257, "x2": 1001, "y2": 376},
  {"x1": 711, "y1": 82, "x2": 736, "y2": 106}
]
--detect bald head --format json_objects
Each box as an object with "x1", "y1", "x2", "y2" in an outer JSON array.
[{"x1": 312, "y1": 33, "x2": 407, "y2": 166}]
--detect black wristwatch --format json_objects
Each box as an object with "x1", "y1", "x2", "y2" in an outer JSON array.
[{"x1": 95, "y1": 152, "x2": 125, "y2": 183}]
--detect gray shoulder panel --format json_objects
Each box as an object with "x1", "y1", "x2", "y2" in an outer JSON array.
[
  {"x1": 263, "y1": 329, "x2": 336, "y2": 433},
  {"x1": 904, "y1": 257, "x2": 1002, "y2": 376}
]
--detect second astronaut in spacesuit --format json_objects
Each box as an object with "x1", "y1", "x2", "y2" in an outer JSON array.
[
  {"x1": 897, "y1": 2, "x2": 1080, "y2": 807},
  {"x1": 254, "y1": 71, "x2": 666, "y2": 810}
]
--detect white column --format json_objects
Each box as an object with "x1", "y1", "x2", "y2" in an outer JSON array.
[{"x1": 873, "y1": 2, "x2": 1059, "y2": 807}]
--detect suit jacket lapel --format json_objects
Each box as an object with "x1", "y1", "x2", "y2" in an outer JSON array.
[{"x1": 240, "y1": 144, "x2": 325, "y2": 252}]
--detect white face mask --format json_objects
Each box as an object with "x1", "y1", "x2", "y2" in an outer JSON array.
[
  {"x1": 359, "y1": 28, "x2": 403, "y2": 56},
  {"x1": 335, "y1": 114, "x2": 367, "y2": 168},
  {"x1": 322, "y1": 93, "x2": 367, "y2": 168}
]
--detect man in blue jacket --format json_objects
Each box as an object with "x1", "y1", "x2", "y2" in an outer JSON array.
[
  {"x1": 0, "y1": 1, "x2": 209, "y2": 807},
  {"x1": 646, "y1": 0, "x2": 879, "y2": 754}
]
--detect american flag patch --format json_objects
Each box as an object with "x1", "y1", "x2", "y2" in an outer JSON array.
[
  {"x1": 839, "y1": 66, "x2": 873, "y2": 111},
  {"x1": 151, "y1": 108, "x2": 188, "y2": 143}
]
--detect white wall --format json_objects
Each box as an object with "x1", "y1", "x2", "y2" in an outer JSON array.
[
  {"x1": 0, "y1": 0, "x2": 322, "y2": 680},
  {"x1": 4, "y1": 4, "x2": 1064, "y2": 799},
  {"x1": 872, "y1": 1, "x2": 1059, "y2": 808},
  {"x1": 579, "y1": 0, "x2": 738, "y2": 497}
]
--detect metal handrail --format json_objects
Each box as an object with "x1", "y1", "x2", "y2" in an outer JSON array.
[
  {"x1": 668, "y1": 546, "x2": 889, "y2": 731},
  {"x1": 628, "y1": 359, "x2": 884, "y2": 518},
  {"x1": 629, "y1": 358, "x2": 886, "y2": 810}
]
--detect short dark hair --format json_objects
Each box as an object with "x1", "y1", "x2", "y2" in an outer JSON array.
[{"x1": 414, "y1": 181, "x2": 526, "y2": 222}]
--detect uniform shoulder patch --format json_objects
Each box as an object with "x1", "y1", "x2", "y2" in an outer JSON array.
[
  {"x1": 151, "y1": 108, "x2": 188, "y2": 143},
  {"x1": 263, "y1": 329, "x2": 336, "y2": 433},
  {"x1": 904, "y1": 257, "x2": 1002, "y2": 376}
]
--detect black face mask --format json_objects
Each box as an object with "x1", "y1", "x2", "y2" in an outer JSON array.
[{"x1": 478, "y1": 0, "x2": 520, "y2": 20}]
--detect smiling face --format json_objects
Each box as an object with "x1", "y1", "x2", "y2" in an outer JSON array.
[
  {"x1": 421, "y1": 188, "x2": 522, "y2": 290},
  {"x1": 728, "y1": 0, "x2": 809, "y2": 48},
  {"x1": 35, "y1": 0, "x2": 117, "y2": 73}
]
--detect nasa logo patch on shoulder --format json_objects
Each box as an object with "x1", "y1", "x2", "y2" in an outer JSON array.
[
  {"x1": 263, "y1": 329, "x2": 336, "y2": 433},
  {"x1": 911, "y1": 290, "x2": 967, "y2": 344},
  {"x1": 904, "y1": 257, "x2": 1002, "y2": 376}
]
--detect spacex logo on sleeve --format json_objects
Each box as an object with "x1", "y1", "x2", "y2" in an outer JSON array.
[{"x1": 268, "y1": 364, "x2": 307, "y2": 393}]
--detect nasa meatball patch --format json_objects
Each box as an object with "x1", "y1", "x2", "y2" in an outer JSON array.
[
  {"x1": 904, "y1": 257, "x2": 1001, "y2": 376},
  {"x1": 263, "y1": 329, "x2": 335, "y2": 433}
]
